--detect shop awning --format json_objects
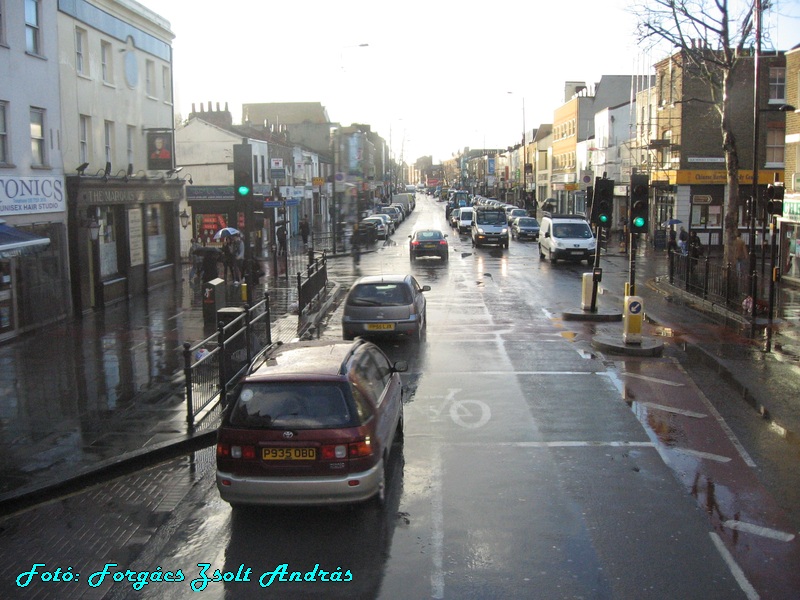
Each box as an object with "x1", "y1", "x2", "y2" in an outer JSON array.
[{"x1": 0, "y1": 221, "x2": 51, "y2": 258}]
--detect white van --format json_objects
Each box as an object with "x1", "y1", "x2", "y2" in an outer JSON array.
[
  {"x1": 457, "y1": 206, "x2": 474, "y2": 234},
  {"x1": 538, "y1": 214, "x2": 596, "y2": 264}
]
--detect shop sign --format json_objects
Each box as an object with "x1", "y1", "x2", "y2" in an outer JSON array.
[{"x1": 0, "y1": 176, "x2": 65, "y2": 215}]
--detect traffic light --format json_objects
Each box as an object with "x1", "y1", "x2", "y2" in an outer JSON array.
[
  {"x1": 630, "y1": 174, "x2": 650, "y2": 233},
  {"x1": 591, "y1": 177, "x2": 614, "y2": 227},
  {"x1": 233, "y1": 143, "x2": 253, "y2": 204},
  {"x1": 767, "y1": 183, "x2": 784, "y2": 216}
]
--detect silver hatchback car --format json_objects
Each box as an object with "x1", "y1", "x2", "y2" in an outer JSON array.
[{"x1": 342, "y1": 274, "x2": 430, "y2": 342}]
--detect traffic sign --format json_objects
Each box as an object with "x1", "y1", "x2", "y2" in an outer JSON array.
[{"x1": 312, "y1": 177, "x2": 325, "y2": 186}]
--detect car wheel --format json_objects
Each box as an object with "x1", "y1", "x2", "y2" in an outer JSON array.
[
  {"x1": 442, "y1": 252, "x2": 449, "y2": 262},
  {"x1": 395, "y1": 404, "x2": 404, "y2": 443},
  {"x1": 539, "y1": 248, "x2": 545, "y2": 260},
  {"x1": 550, "y1": 251, "x2": 557, "y2": 263},
  {"x1": 410, "y1": 253, "x2": 415, "y2": 262},
  {"x1": 343, "y1": 329, "x2": 354, "y2": 341}
]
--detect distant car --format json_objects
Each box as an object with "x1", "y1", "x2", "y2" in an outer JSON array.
[
  {"x1": 449, "y1": 207, "x2": 460, "y2": 229},
  {"x1": 216, "y1": 339, "x2": 406, "y2": 507},
  {"x1": 409, "y1": 229, "x2": 449, "y2": 262},
  {"x1": 379, "y1": 206, "x2": 403, "y2": 224},
  {"x1": 510, "y1": 216, "x2": 540, "y2": 241},
  {"x1": 506, "y1": 208, "x2": 528, "y2": 224},
  {"x1": 342, "y1": 274, "x2": 430, "y2": 342}
]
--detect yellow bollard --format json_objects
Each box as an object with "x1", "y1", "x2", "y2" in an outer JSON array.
[
  {"x1": 240, "y1": 282, "x2": 247, "y2": 302},
  {"x1": 623, "y1": 295, "x2": 643, "y2": 344}
]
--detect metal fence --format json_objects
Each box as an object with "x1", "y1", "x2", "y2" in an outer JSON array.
[
  {"x1": 182, "y1": 298, "x2": 272, "y2": 428},
  {"x1": 297, "y1": 253, "x2": 328, "y2": 333},
  {"x1": 667, "y1": 251, "x2": 755, "y2": 313}
]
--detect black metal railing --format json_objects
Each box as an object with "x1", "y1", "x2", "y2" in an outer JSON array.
[
  {"x1": 667, "y1": 250, "x2": 753, "y2": 313},
  {"x1": 182, "y1": 297, "x2": 272, "y2": 428},
  {"x1": 297, "y1": 253, "x2": 328, "y2": 333}
]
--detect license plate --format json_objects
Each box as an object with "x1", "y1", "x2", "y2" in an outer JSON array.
[
  {"x1": 262, "y1": 447, "x2": 316, "y2": 461},
  {"x1": 422, "y1": 243, "x2": 437, "y2": 249},
  {"x1": 366, "y1": 323, "x2": 395, "y2": 331},
  {"x1": 570, "y1": 250, "x2": 584, "y2": 254}
]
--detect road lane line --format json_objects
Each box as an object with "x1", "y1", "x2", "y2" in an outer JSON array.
[
  {"x1": 709, "y1": 532, "x2": 760, "y2": 600},
  {"x1": 671, "y1": 447, "x2": 732, "y2": 463},
  {"x1": 723, "y1": 520, "x2": 796, "y2": 542},
  {"x1": 431, "y1": 445, "x2": 444, "y2": 599},
  {"x1": 622, "y1": 372, "x2": 685, "y2": 387},
  {"x1": 638, "y1": 402, "x2": 707, "y2": 418},
  {"x1": 450, "y1": 441, "x2": 655, "y2": 448}
]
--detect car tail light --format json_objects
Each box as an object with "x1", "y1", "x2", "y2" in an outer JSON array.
[
  {"x1": 411, "y1": 241, "x2": 420, "y2": 247},
  {"x1": 217, "y1": 443, "x2": 255, "y2": 459},
  {"x1": 320, "y1": 444, "x2": 348, "y2": 460},
  {"x1": 439, "y1": 240, "x2": 447, "y2": 245},
  {"x1": 348, "y1": 439, "x2": 373, "y2": 457}
]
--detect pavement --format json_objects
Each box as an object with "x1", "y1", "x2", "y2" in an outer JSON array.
[{"x1": 0, "y1": 234, "x2": 798, "y2": 517}]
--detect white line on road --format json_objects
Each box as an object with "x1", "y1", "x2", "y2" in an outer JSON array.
[
  {"x1": 638, "y1": 402, "x2": 707, "y2": 418},
  {"x1": 671, "y1": 447, "x2": 732, "y2": 463},
  {"x1": 709, "y1": 532, "x2": 760, "y2": 600},
  {"x1": 622, "y1": 372, "x2": 685, "y2": 387},
  {"x1": 723, "y1": 520, "x2": 796, "y2": 542},
  {"x1": 431, "y1": 445, "x2": 444, "y2": 599},
  {"x1": 450, "y1": 441, "x2": 655, "y2": 448}
]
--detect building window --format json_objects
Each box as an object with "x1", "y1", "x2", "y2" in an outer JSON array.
[
  {"x1": 162, "y1": 65, "x2": 171, "y2": 102},
  {"x1": 127, "y1": 125, "x2": 135, "y2": 167},
  {"x1": 769, "y1": 67, "x2": 785, "y2": 102},
  {"x1": 145, "y1": 60, "x2": 155, "y2": 96},
  {"x1": 103, "y1": 120, "x2": 114, "y2": 164},
  {"x1": 30, "y1": 107, "x2": 45, "y2": 166},
  {"x1": 79, "y1": 115, "x2": 90, "y2": 164},
  {"x1": 0, "y1": 0, "x2": 7, "y2": 46},
  {"x1": 101, "y1": 41, "x2": 113, "y2": 83},
  {"x1": 0, "y1": 101, "x2": 8, "y2": 165},
  {"x1": 25, "y1": 0, "x2": 40, "y2": 55},
  {"x1": 765, "y1": 126, "x2": 785, "y2": 165},
  {"x1": 75, "y1": 27, "x2": 87, "y2": 75}
]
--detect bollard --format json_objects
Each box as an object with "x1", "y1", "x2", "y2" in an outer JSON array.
[{"x1": 623, "y1": 295, "x2": 644, "y2": 344}]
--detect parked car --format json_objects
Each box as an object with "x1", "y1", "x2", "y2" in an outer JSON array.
[
  {"x1": 353, "y1": 220, "x2": 378, "y2": 245},
  {"x1": 409, "y1": 229, "x2": 449, "y2": 262},
  {"x1": 216, "y1": 339, "x2": 406, "y2": 507},
  {"x1": 342, "y1": 274, "x2": 430, "y2": 342},
  {"x1": 379, "y1": 206, "x2": 403, "y2": 224},
  {"x1": 361, "y1": 216, "x2": 388, "y2": 240},
  {"x1": 368, "y1": 212, "x2": 395, "y2": 235},
  {"x1": 449, "y1": 207, "x2": 461, "y2": 229},
  {"x1": 510, "y1": 216, "x2": 540, "y2": 241}
]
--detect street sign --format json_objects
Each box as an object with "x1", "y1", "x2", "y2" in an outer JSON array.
[
  {"x1": 270, "y1": 158, "x2": 283, "y2": 169},
  {"x1": 312, "y1": 177, "x2": 325, "y2": 186},
  {"x1": 270, "y1": 168, "x2": 286, "y2": 179}
]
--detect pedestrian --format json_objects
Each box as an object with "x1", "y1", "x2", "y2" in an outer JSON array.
[
  {"x1": 232, "y1": 234, "x2": 244, "y2": 284},
  {"x1": 221, "y1": 236, "x2": 234, "y2": 280},
  {"x1": 667, "y1": 229, "x2": 678, "y2": 254},
  {"x1": 688, "y1": 231, "x2": 704, "y2": 275},
  {"x1": 678, "y1": 226, "x2": 688, "y2": 255},
  {"x1": 733, "y1": 231, "x2": 748, "y2": 277},
  {"x1": 276, "y1": 224, "x2": 287, "y2": 256},
  {"x1": 189, "y1": 237, "x2": 203, "y2": 281},
  {"x1": 299, "y1": 215, "x2": 311, "y2": 249}
]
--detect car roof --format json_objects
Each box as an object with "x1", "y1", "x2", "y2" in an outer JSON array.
[
  {"x1": 352, "y1": 274, "x2": 410, "y2": 286},
  {"x1": 247, "y1": 339, "x2": 358, "y2": 380}
]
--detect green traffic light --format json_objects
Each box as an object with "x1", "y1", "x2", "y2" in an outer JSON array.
[
  {"x1": 237, "y1": 185, "x2": 251, "y2": 196},
  {"x1": 633, "y1": 216, "x2": 645, "y2": 228},
  {"x1": 599, "y1": 214, "x2": 609, "y2": 224}
]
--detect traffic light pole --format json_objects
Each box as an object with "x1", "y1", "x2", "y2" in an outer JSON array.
[{"x1": 629, "y1": 232, "x2": 636, "y2": 297}]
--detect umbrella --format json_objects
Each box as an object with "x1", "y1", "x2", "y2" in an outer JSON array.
[
  {"x1": 662, "y1": 218, "x2": 682, "y2": 226},
  {"x1": 213, "y1": 227, "x2": 240, "y2": 240}
]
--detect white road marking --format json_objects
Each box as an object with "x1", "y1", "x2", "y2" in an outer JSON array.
[
  {"x1": 450, "y1": 441, "x2": 655, "y2": 448},
  {"x1": 430, "y1": 445, "x2": 444, "y2": 599},
  {"x1": 709, "y1": 532, "x2": 760, "y2": 600},
  {"x1": 723, "y1": 520, "x2": 796, "y2": 542},
  {"x1": 671, "y1": 447, "x2": 732, "y2": 463},
  {"x1": 638, "y1": 402, "x2": 707, "y2": 418},
  {"x1": 622, "y1": 372, "x2": 685, "y2": 386}
]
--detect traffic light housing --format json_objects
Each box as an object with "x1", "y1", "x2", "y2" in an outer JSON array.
[
  {"x1": 591, "y1": 177, "x2": 614, "y2": 227},
  {"x1": 233, "y1": 143, "x2": 253, "y2": 204},
  {"x1": 767, "y1": 183, "x2": 784, "y2": 216},
  {"x1": 630, "y1": 174, "x2": 649, "y2": 233}
]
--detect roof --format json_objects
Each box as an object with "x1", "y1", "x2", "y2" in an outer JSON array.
[
  {"x1": 353, "y1": 274, "x2": 410, "y2": 286},
  {"x1": 242, "y1": 102, "x2": 330, "y2": 126},
  {"x1": 248, "y1": 340, "x2": 355, "y2": 380},
  {"x1": 0, "y1": 222, "x2": 50, "y2": 258}
]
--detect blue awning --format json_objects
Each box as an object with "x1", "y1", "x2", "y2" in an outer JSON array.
[{"x1": 0, "y1": 222, "x2": 51, "y2": 258}]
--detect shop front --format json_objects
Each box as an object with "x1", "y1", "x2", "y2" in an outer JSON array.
[
  {"x1": 66, "y1": 176, "x2": 184, "y2": 315},
  {"x1": 779, "y1": 196, "x2": 800, "y2": 284},
  {"x1": 0, "y1": 175, "x2": 70, "y2": 342}
]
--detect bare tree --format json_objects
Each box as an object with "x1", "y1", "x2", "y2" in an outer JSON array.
[{"x1": 631, "y1": 0, "x2": 771, "y2": 264}]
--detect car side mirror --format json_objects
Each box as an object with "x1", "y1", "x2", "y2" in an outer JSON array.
[{"x1": 421, "y1": 285, "x2": 431, "y2": 292}]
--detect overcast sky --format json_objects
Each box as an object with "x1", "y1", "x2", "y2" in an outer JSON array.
[{"x1": 137, "y1": 0, "x2": 800, "y2": 164}]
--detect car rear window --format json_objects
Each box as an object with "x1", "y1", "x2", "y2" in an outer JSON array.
[
  {"x1": 347, "y1": 283, "x2": 412, "y2": 306},
  {"x1": 517, "y1": 218, "x2": 538, "y2": 227},
  {"x1": 229, "y1": 382, "x2": 355, "y2": 429}
]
